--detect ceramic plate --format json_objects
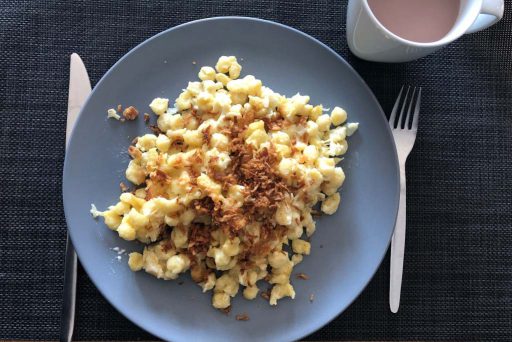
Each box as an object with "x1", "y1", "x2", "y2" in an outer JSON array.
[{"x1": 63, "y1": 17, "x2": 399, "y2": 342}]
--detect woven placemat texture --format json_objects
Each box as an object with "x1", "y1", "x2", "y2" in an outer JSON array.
[{"x1": 1, "y1": 0, "x2": 511, "y2": 340}]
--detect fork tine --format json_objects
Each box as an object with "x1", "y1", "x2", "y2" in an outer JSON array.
[
  {"x1": 389, "y1": 86, "x2": 404, "y2": 128},
  {"x1": 404, "y1": 87, "x2": 416, "y2": 129},
  {"x1": 397, "y1": 86, "x2": 411, "y2": 129},
  {"x1": 411, "y1": 87, "x2": 421, "y2": 130}
]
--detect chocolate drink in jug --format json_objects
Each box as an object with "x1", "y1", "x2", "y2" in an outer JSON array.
[{"x1": 367, "y1": 0, "x2": 461, "y2": 43}]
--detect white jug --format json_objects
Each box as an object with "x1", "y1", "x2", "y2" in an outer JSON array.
[{"x1": 347, "y1": 0, "x2": 504, "y2": 62}]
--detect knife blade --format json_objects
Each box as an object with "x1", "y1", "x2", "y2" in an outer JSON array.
[
  {"x1": 60, "y1": 53, "x2": 91, "y2": 342},
  {"x1": 66, "y1": 54, "x2": 91, "y2": 145}
]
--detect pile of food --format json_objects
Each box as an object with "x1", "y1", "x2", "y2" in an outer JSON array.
[{"x1": 91, "y1": 56, "x2": 358, "y2": 309}]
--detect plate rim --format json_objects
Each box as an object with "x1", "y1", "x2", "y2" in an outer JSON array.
[{"x1": 63, "y1": 16, "x2": 400, "y2": 342}]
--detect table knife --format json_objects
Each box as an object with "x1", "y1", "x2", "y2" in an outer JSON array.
[{"x1": 60, "y1": 53, "x2": 91, "y2": 342}]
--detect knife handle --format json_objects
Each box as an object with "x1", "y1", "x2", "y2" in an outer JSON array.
[{"x1": 60, "y1": 235, "x2": 77, "y2": 342}]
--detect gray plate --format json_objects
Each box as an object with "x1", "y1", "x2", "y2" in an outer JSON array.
[{"x1": 63, "y1": 17, "x2": 399, "y2": 342}]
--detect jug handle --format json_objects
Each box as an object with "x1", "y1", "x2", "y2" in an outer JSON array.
[{"x1": 466, "y1": 0, "x2": 504, "y2": 33}]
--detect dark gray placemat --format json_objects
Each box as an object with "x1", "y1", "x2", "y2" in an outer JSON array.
[{"x1": 1, "y1": 0, "x2": 511, "y2": 341}]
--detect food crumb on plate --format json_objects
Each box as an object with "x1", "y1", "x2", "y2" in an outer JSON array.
[
  {"x1": 90, "y1": 203, "x2": 101, "y2": 218},
  {"x1": 309, "y1": 293, "x2": 315, "y2": 302},
  {"x1": 296, "y1": 272, "x2": 310, "y2": 280},
  {"x1": 220, "y1": 306, "x2": 231, "y2": 315},
  {"x1": 148, "y1": 124, "x2": 162, "y2": 135},
  {"x1": 235, "y1": 313, "x2": 250, "y2": 321},
  {"x1": 112, "y1": 247, "x2": 126, "y2": 255},
  {"x1": 119, "y1": 182, "x2": 129, "y2": 192},
  {"x1": 260, "y1": 289, "x2": 271, "y2": 301},
  {"x1": 107, "y1": 108, "x2": 121, "y2": 120},
  {"x1": 123, "y1": 106, "x2": 139, "y2": 120}
]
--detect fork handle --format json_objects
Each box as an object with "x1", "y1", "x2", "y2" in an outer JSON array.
[{"x1": 389, "y1": 165, "x2": 406, "y2": 313}]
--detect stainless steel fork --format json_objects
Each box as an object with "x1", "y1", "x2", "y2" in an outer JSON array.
[{"x1": 389, "y1": 86, "x2": 421, "y2": 313}]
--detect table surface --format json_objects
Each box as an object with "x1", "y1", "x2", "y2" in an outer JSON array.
[{"x1": 1, "y1": 0, "x2": 511, "y2": 341}]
